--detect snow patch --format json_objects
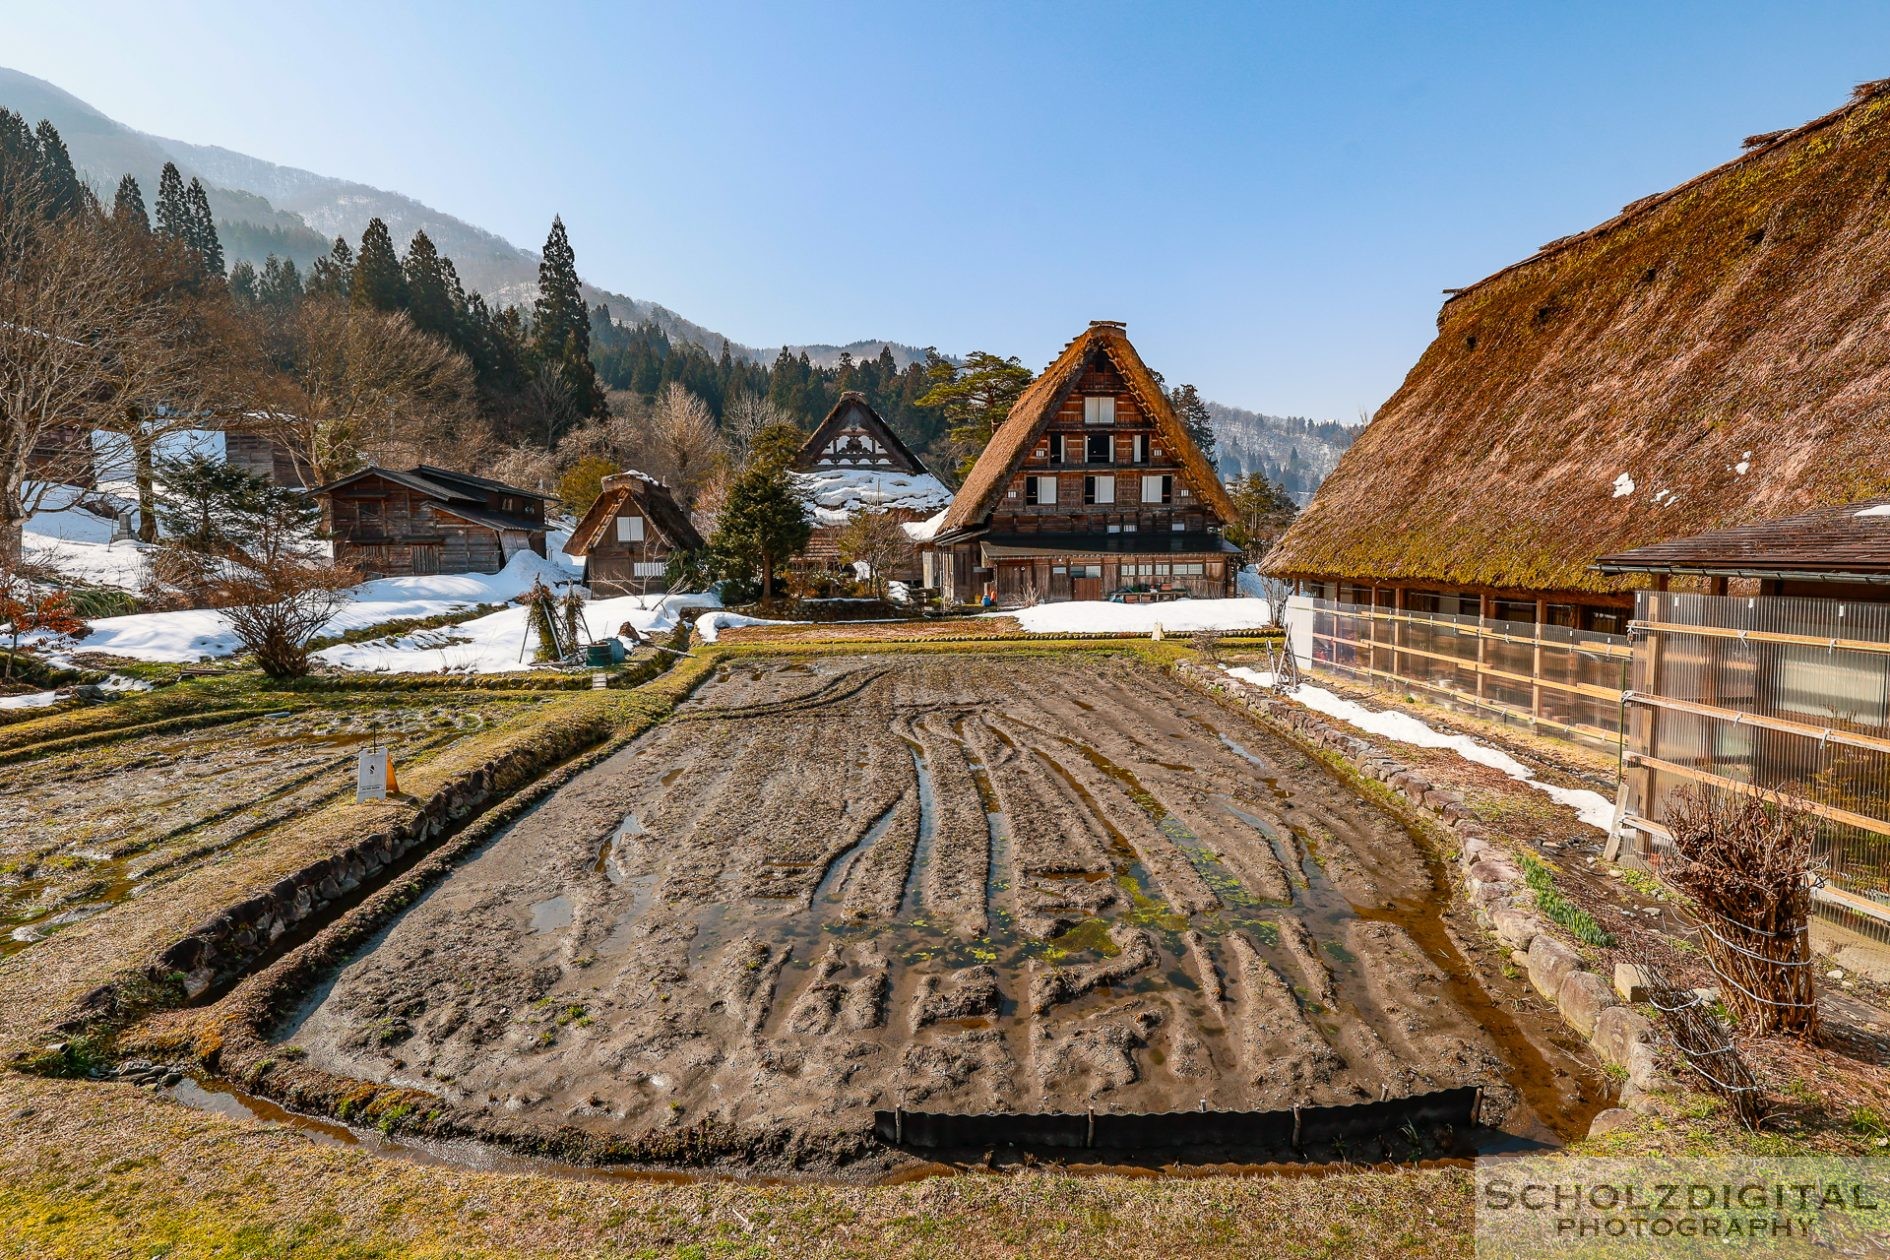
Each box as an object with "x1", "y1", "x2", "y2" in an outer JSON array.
[
  {"x1": 694, "y1": 610, "x2": 796, "y2": 643},
  {"x1": 1856, "y1": 505, "x2": 1890, "y2": 519},
  {"x1": 793, "y1": 468, "x2": 952, "y2": 528},
  {"x1": 1224, "y1": 666, "x2": 1615, "y2": 832},
  {"x1": 1002, "y1": 598, "x2": 1272, "y2": 636},
  {"x1": 902, "y1": 508, "x2": 948, "y2": 544},
  {"x1": 1611, "y1": 473, "x2": 1635, "y2": 498}
]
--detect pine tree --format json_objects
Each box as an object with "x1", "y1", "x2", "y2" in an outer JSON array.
[
  {"x1": 184, "y1": 177, "x2": 223, "y2": 276},
  {"x1": 401, "y1": 229, "x2": 456, "y2": 340},
  {"x1": 710, "y1": 435, "x2": 812, "y2": 602},
  {"x1": 530, "y1": 216, "x2": 605, "y2": 419},
  {"x1": 306, "y1": 237, "x2": 354, "y2": 300},
  {"x1": 351, "y1": 217, "x2": 406, "y2": 311},
  {"x1": 915, "y1": 350, "x2": 1033, "y2": 478},
  {"x1": 229, "y1": 259, "x2": 259, "y2": 304},
  {"x1": 259, "y1": 255, "x2": 302, "y2": 308},
  {"x1": 32, "y1": 120, "x2": 84, "y2": 219},
  {"x1": 112, "y1": 174, "x2": 149, "y2": 230},
  {"x1": 1167, "y1": 383, "x2": 1218, "y2": 467},
  {"x1": 155, "y1": 162, "x2": 190, "y2": 243}
]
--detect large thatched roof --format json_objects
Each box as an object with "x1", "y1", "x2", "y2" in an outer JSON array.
[
  {"x1": 1266, "y1": 80, "x2": 1890, "y2": 595},
  {"x1": 940, "y1": 321, "x2": 1237, "y2": 533}
]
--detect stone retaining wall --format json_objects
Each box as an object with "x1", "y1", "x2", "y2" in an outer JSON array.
[{"x1": 1174, "y1": 662, "x2": 1672, "y2": 1129}]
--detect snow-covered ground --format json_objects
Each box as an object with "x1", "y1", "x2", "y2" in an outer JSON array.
[
  {"x1": 795, "y1": 468, "x2": 952, "y2": 527},
  {"x1": 1223, "y1": 666, "x2": 1615, "y2": 831},
  {"x1": 19, "y1": 482, "x2": 149, "y2": 592},
  {"x1": 28, "y1": 551, "x2": 580, "y2": 666},
  {"x1": 1001, "y1": 597, "x2": 1273, "y2": 636},
  {"x1": 693, "y1": 611, "x2": 798, "y2": 643},
  {"x1": 317, "y1": 589, "x2": 722, "y2": 674}
]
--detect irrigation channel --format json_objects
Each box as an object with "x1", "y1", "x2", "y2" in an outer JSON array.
[{"x1": 182, "y1": 656, "x2": 1608, "y2": 1176}]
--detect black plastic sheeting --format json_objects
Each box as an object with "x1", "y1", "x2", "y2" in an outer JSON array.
[{"x1": 874, "y1": 1085, "x2": 1481, "y2": 1151}]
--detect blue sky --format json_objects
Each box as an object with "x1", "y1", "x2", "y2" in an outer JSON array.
[{"x1": 9, "y1": 2, "x2": 1890, "y2": 419}]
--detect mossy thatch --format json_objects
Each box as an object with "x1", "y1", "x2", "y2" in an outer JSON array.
[{"x1": 1266, "y1": 82, "x2": 1890, "y2": 595}]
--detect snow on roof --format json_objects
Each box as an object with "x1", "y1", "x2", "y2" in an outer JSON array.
[
  {"x1": 792, "y1": 467, "x2": 953, "y2": 528},
  {"x1": 903, "y1": 507, "x2": 949, "y2": 543}
]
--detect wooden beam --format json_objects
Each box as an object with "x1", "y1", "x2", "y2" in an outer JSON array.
[
  {"x1": 1636, "y1": 618, "x2": 1890, "y2": 657},
  {"x1": 1625, "y1": 752, "x2": 1890, "y2": 840},
  {"x1": 1627, "y1": 691, "x2": 1890, "y2": 758}
]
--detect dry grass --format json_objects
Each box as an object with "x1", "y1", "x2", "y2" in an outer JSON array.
[{"x1": 1268, "y1": 84, "x2": 1890, "y2": 592}]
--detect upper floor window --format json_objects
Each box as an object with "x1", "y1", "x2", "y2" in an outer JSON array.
[
  {"x1": 1142, "y1": 474, "x2": 1174, "y2": 505},
  {"x1": 1087, "y1": 432, "x2": 1112, "y2": 463},
  {"x1": 617, "y1": 514, "x2": 646, "y2": 543},
  {"x1": 1083, "y1": 474, "x2": 1115, "y2": 505},
  {"x1": 1084, "y1": 395, "x2": 1116, "y2": 425},
  {"x1": 1060, "y1": 434, "x2": 1084, "y2": 464},
  {"x1": 1024, "y1": 475, "x2": 1058, "y2": 506},
  {"x1": 1131, "y1": 434, "x2": 1148, "y2": 464}
]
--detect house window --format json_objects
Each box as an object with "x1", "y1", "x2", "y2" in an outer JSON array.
[
  {"x1": 1084, "y1": 395, "x2": 1116, "y2": 425},
  {"x1": 1025, "y1": 475, "x2": 1058, "y2": 506},
  {"x1": 1086, "y1": 432, "x2": 1112, "y2": 463},
  {"x1": 1071, "y1": 563, "x2": 1102, "y2": 579},
  {"x1": 1174, "y1": 563, "x2": 1205, "y2": 576},
  {"x1": 1083, "y1": 475, "x2": 1115, "y2": 505},
  {"x1": 617, "y1": 515, "x2": 646, "y2": 543},
  {"x1": 1132, "y1": 434, "x2": 1147, "y2": 464},
  {"x1": 1171, "y1": 521, "x2": 1186, "y2": 532},
  {"x1": 1142, "y1": 474, "x2": 1173, "y2": 505},
  {"x1": 1061, "y1": 434, "x2": 1084, "y2": 464},
  {"x1": 632, "y1": 560, "x2": 666, "y2": 577}
]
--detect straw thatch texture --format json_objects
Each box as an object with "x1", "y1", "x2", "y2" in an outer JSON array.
[
  {"x1": 1267, "y1": 83, "x2": 1890, "y2": 594},
  {"x1": 563, "y1": 472, "x2": 703, "y2": 558}
]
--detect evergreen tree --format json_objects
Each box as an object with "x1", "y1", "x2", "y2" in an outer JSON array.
[
  {"x1": 112, "y1": 174, "x2": 149, "y2": 230},
  {"x1": 710, "y1": 429, "x2": 811, "y2": 602},
  {"x1": 351, "y1": 217, "x2": 406, "y2": 311},
  {"x1": 32, "y1": 120, "x2": 84, "y2": 219},
  {"x1": 258, "y1": 255, "x2": 303, "y2": 308},
  {"x1": 155, "y1": 162, "x2": 190, "y2": 244},
  {"x1": 401, "y1": 229, "x2": 457, "y2": 341},
  {"x1": 306, "y1": 237, "x2": 354, "y2": 300},
  {"x1": 530, "y1": 216, "x2": 605, "y2": 420},
  {"x1": 1167, "y1": 383, "x2": 1218, "y2": 467},
  {"x1": 185, "y1": 177, "x2": 224, "y2": 276},
  {"x1": 229, "y1": 259, "x2": 259, "y2": 304},
  {"x1": 915, "y1": 350, "x2": 1033, "y2": 478}
]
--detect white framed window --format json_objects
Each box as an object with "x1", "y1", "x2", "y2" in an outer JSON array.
[
  {"x1": 1025, "y1": 475, "x2": 1058, "y2": 505},
  {"x1": 1084, "y1": 474, "x2": 1115, "y2": 505},
  {"x1": 616, "y1": 514, "x2": 646, "y2": 543},
  {"x1": 1142, "y1": 474, "x2": 1172, "y2": 505},
  {"x1": 1120, "y1": 521, "x2": 1137, "y2": 533},
  {"x1": 632, "y1": 560, "x2": 666, "y2": 577},
  {"x1": 1172, "y1": 521, "x2": 1186, "y2": 532},
  {"x1": 1071, "y1": 563, "x2": 1102, "y2": 579},
  {"x1": 1132, "y1": 434, "x2": 1147, "y2": 463},
  {"x1": 1062, "y1": 434, "x2": 1084, "y2": 463},
  {"x1": 1084, "y1": 395, "x2": 1116, "y2": 425}
]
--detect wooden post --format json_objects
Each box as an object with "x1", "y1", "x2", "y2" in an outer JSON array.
[
  {"x1": 1477, "y1": 593, "x2": 1493, "y2": 708},
  {"x1": 1392, "y1": 586, "x2": 1407, "y2": 689},
  {"x1": 1531, "y1": 598, "x2": 1547, "y2": 728}
]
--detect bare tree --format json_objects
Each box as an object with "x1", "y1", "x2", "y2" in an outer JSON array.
[
  {"x1": 836, "y1": 510, "x2": 912, "y2": 597},
  {"x1": 248, "y1": 298, "x2": 477, "y2": 485},
  {"x1": 0, "y1": 191, "x2": 172, "y2": 566},
  {"x1": 723, "y1": 390, "x2": 790, "y2": 466},
  {"x1": 633, "y1": 382, "x2": 725, "y2": 510}
]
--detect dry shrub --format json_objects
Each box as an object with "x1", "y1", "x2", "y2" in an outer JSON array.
[{"x1": 1662, "y1": 785, "x2": 1819, "y2": 1037}]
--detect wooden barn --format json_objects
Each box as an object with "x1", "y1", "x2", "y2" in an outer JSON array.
[
  {"x1": 317, "y1": 464, "x2": 550, "y2": 578},
  {"x1": 562, "y1": 471, "x2": 704, "y2": 595},
  {"x1": 789, "y1": 393, "x2": 951, "y2": 581},
  {"x1": 1264, "y1": 79, "x2": 1890, "y2": 631},
  {"x1": 923, "y1": 321, "x2": 1239, "y2": 606}
]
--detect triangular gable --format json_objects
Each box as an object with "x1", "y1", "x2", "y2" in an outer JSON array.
[
  {"x1": 793, "y1": 393, "x2": 930, "y2": 477},
  {"x1": 564, "y1": 472, "x2": 704, "y2": 557},
  {"x1": 939, "y1": 322, "x2": 1236, "y2": 532}
]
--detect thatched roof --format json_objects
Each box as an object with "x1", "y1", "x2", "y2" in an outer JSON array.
[
  {"x1": 1266, "y1": 81, "x2": 1890, "y2": 595},
  {"x1": 564, "y1": 471, "x2": 703, "y2": 557},
  {"x1": 939, "y1": 321, "x2": 1237, "y2": 533}
]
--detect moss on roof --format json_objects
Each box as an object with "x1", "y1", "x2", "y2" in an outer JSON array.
[{"x1": 1267, "y1": 82, "x2": 1890, "y2": 594}]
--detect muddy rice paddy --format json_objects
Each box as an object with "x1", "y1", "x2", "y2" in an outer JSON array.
[{"x1": 282, "y1": 656, "x2": 1595, "y2": 1166}]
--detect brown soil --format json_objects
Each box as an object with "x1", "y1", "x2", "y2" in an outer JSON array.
[{"x1": 272, "y1": 655, "x2": 1593, "y2": 1168}]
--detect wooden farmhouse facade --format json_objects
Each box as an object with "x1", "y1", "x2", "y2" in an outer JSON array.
[
  {"x1": 790, "y1": 393, "x2": 951, "y2": 581},
  {"x1": 924, "y1": 322, "x2": 1239, "y2": 606},
  {"x1": 1265, "y1": 79, "x2": 1890, "y2": 634},
  {"x1": 317, "y1": 465, "x2": 550, "y2": 578},
  {"x1": 562, "y1": 471, "x2": 704, "y2": 595}
]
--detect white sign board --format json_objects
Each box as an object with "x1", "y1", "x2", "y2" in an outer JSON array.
[{"x1": 356, "y1": 748, "x2": 391, "y2": 802}]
